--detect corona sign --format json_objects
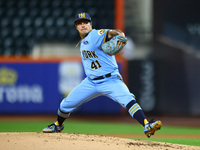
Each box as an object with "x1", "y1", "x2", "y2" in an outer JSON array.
[{"x1": 0, "y1": 67, "x2": 43, "y2": 104}]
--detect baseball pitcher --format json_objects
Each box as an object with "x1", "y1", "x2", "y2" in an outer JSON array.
[{"x1": 42, "y1": 12, "x2": 162, "y2": 138}]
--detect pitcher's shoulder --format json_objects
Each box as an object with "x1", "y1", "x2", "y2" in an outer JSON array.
[{"x1": 91, "y1": 29, "x2": 109, "y2": 35}]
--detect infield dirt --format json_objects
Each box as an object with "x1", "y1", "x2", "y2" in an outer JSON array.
[
  {"x1": 0, "y1": 132, "x2": 200, "y2": 150},
  {"x1": 1, "y1": 115, "x2": 200, "y2": 150}
]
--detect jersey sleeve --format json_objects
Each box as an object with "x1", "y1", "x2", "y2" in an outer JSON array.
[{"x1": 95, "y1": 29, "x2": 110, "y2": 49}]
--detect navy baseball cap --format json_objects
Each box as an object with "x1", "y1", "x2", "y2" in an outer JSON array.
[{"x1": 74, "y1": 12, "x2": 91, "y2": 24}]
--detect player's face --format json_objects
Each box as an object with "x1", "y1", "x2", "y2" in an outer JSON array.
[{"x1": 75, "y1": 19, "x2": 92, "y2": 36}]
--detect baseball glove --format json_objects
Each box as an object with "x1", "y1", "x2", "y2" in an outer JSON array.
[{"x1": 101, "y1": 35, "x2": 127, "y2": 55}]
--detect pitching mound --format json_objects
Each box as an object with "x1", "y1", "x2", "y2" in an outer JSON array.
[{"x1": 0, "y1": 132, "x2": 199, "y2": 150}]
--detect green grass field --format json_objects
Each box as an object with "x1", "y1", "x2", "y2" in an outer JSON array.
[{"x1": 0, "y1": 120, "x2": 200, "y2": 147}]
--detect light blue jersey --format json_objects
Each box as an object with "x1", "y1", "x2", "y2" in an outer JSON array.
[
  {"x1": 80, "y1": 29, "x2": 119, "y2": 79},
  {"x1": 59, "y1": 29, "x2": 136, "y2": 116}
]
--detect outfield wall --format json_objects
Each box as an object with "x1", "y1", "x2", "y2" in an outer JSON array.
[{"x1": 0, "y1": 56, "x2": 127, "y2": 115}]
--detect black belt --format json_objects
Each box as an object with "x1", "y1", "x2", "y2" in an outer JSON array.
[{"x1": 93, "y1": 73, "x2": 111, "y2": 80}]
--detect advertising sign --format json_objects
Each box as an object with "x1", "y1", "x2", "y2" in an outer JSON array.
[
  {"x1": 0, "y1": 57, "x2": 126, "y2": 114},
  {"x1": 0, "y1": 63, "x2": 60, "y2": 113}
]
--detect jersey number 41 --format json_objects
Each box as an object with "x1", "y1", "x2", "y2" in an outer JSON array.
[{"x1": 91, "y1": 60, "x2": 102, "y2": 69}]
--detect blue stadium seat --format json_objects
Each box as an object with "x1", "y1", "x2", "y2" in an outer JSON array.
[
  {"x1": 63, "y1": 1, "x2": 72, "y2": 7},
  {"x1": 12, "y1": 28, "x2": 22, "y2": 38},
  {"x1": 41, "y1": 8, "x2": 51, "y2": 18},
  {"x1": 17, "y1": 0, "x2": 27, "y2": 8},
  {"x1": 23, "y1": 17, "x2": 33, "y2": 27},
  {"x1": 52, "y1": 0, "x2": 62, "y2": 7},
  {"x1": 18, "y1": 8, "x2": 28, "y2": 17},
  {"x1": 40, "y1": 1, "x2": 50, "y2": 8},
  {"x1": 1, "y1": 27, "x2": 11, "y2": 38},
  {"x1": 6, "y1": 0, "x2": 16, "y2": 7},
  {"x1": 4, "y1": 38, "x2": 13, "y2": 48},
  {"x1": 29, "y1": 8, "x2": 40, "y2": 17},
  {"x1": 28, "y1": 0, "x2": 39, "y2": 8},
  {"x1": 7, "y1": 8, "x2": 17, "y2": 17},
  {"x1": 35, "y1": 28, "x2": 45, "y2": 39},
  {"x1": 1, "y1": 18, "x2": 11, "y2": 27},
  {"x1": 12, "y1": 18, "x2": 21, "y2": 27},
  {"x1": 63, "y1": 8, "x2": 73, "y2": 17},
  {"x1": 52, "y1": 8, "x2": 62, "y2": 17},
  {"x1": 24, "y1": 27, "x2": 33, "y2": 38},
  {"x1": 56, "y1": 17, "x2": 66, "y2": 27},
  {"x1": 34, "y1": 17, "x2": 44, "y2": 27},
  {"x1": 45, "y1": 17, "x2": 54, "y2": 27},
  {"x1": 57, "y1": 27, "x2": 68, "y2": 39}
]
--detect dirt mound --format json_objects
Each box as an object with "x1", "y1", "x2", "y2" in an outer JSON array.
[{"x1": 0, "y1": 132, "x2": 199, "y2": 150}]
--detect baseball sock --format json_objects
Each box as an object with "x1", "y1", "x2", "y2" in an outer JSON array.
[
  {"x1": 57, "y1": 115, "x2": 66, "y2": 126},
  {"x1": 57, "y1": 108, "x2": 71, "y2": 126},
  {"x1": 126, "y1": 100, "x2": 148, "y2": 127},
  {"x1": 133, "y1": 110, "x2": 148, "y2": 127}
]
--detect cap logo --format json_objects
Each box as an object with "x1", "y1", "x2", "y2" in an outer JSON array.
[
  {"x1": 75, "y1": 12, "x2": 91, "y2": 24},
  {"x1": 78, "y1": 13, "x2": 86, "y2": 18}
]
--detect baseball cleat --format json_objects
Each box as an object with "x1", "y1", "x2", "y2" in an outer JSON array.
[
  {"x1": 144, "y1": 118, "x2": 162, "y2": 138},
  {"x1": 42, "y1": 121, "x2": 64, "y2": 133}
]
